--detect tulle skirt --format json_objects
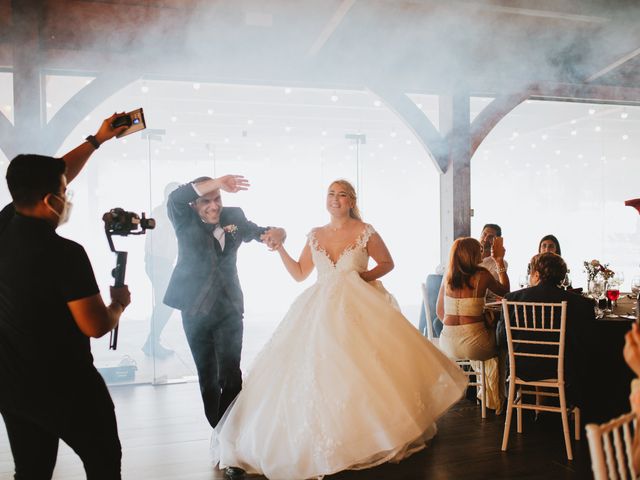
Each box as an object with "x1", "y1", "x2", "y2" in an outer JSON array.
[{"x1": 214, "y1": 271, "x2": 468, "y2": 479}]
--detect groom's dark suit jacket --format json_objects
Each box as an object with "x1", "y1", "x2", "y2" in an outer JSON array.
[
  {"x1": 163, "y1": 183, "x2": 268, "y2": 318},
  {"x1": 497, "y1": 283, "x2": 596, "y2": 406}
]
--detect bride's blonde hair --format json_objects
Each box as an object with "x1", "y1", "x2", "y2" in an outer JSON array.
[{"x1": 330, "y1": 179, "x2": 362, "y2": 221}]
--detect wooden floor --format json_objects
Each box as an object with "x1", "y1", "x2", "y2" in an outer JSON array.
[{"x1": 0, "y1": 382, "x2": 594, "y2": 480}]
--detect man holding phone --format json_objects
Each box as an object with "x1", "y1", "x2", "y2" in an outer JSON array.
[
  {"x1": 479, "y1": 223, "x2": 510, "y2": 298},
  {"x1": 0, "y1": 114, "x2": 131, "y2": 479}
]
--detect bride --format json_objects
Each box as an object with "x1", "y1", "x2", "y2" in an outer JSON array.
[{"x1": 214, "y1": 179, "x2": 467, "y2": 480}]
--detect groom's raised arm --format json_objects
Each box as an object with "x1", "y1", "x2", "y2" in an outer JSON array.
[{"x1": 166, "y1": 183, "x2": 200, "y2": 232}]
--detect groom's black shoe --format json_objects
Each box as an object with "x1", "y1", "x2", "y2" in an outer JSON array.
[{"x1": 225, "y1": 466, "x2": 246, "y2": 478}]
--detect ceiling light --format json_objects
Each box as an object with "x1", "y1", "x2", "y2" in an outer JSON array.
[
  {"x1": 623, "y1": 134, "x2": 629, "y2": 140},
  {"x1": 595, "y1": 126, "x2": 601, "y2": 132},
  {"x1": 373, "y1": 100, "x2": 382, "y2": 107},
  {"x1": 284, "y1": 87, "x2": 292, "y2": 94},
  {"x1": 621, "y1": 111, "x2": 629, "y2": 119},
  {"x1": 171, "y1": 116, "x2": 177, "y2": 122},
  {"x1": 588, "y1": 108, "x2": 596, "y2": 115},
  {"x1": 570, "y1": 130, "x2": 577, "y2": 136},
  {"x1": 193, "y1": 83, "x2": 201, "y2": 90},
  {"x1": 207, "y1": 109, "x2": 214, "y2": 115},
  {"x1": 330, "y1": 94, "x2": 339, "y2": 102}
]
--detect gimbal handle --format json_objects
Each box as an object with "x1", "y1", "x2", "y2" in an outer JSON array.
[{"x1": 106, "y1": 230, "x2": 128, "y2": 350}]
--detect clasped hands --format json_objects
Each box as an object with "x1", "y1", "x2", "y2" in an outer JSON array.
[{"x1": 261, "y1": 228, "x2": 286, "y2": 251}]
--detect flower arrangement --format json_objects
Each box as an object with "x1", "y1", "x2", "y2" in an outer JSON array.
[{"x1": 583, "y1": 259, "x2": 615, "y2": 282}]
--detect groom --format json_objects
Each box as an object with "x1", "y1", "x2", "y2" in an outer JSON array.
[{"x1": 163, "y1": 175, "x2": 285, "y2": 432}]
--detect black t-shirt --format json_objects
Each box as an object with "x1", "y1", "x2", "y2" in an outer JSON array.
[{"x1": 0, "y1": 204, "x2": 101, "y2": 411}]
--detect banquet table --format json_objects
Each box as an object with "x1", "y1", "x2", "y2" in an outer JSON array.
[{"x1": 583, "y1": 293, "x2": 635, "y2": 424}]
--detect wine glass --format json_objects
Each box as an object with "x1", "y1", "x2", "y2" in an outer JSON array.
[
  {"x1": 612, "y1": 271, "x2": 625, "y2": 290},
  {"x1": 606, "y1": 286, "x2": 621, "y2": 311},
  {"x1": 590, "y1": 280, "x2": 605, "y2": 317},
  {"x1": 560, "y1": 272, "x2": 571, "y2": 290},
  {"x1": 631, "y1": 276, "x2": 640, "y2": 312},
  {"x1": 631, "y1": 276, "x2": 640, "y2": 297}
]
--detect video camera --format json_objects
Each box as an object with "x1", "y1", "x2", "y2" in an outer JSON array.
[
  {"x1": 102, "y1": 208, "x2": 155, "y2": 237},
  {"x1": 102, "y1": 208, "x2": 155, "y2": 350}
]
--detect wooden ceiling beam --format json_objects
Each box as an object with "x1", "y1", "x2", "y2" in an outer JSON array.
[
  {"x1": 586, "y1": 46, "x2": 640, "y2": 83},
  {"x1": 307, "y1": 0, "x2": 357, "y2": 56}
]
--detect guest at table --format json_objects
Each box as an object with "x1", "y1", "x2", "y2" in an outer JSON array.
[
  {"x1": 437, "y1": 237, "x2": 510, "y2": 412},
  {"x1": 499, "y1": 252, "x2": 595, "y2": 407},
  {"x1": 526, "y1": 234, "x2": 562, "y2": 278},
  {"x1": 479, "y1": 224, "x2": 510, "y2": 304}
]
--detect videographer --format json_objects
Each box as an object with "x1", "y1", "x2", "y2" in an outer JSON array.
[{"x1": 0, "y1": 114, "x2": 131, "y2": 479}]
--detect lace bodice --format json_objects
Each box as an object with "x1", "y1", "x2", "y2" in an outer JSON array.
[{"x1": 308, "y1": 224, "x2": 376, "y2": 278}]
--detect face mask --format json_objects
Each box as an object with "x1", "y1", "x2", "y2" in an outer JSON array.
[{"x1": 46, "y1": 194, "x2": 73, "y2": 226}]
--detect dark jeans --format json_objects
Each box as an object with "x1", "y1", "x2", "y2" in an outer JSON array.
[
  {"x1": 1, "y1": 377, "x2": 121, "y2": 479},
  {"x1": 182, "y1": 297, "x2": 243, "y2": 428}
]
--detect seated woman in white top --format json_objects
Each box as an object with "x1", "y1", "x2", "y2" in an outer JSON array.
[
  {"x1": 436, "y1": 237, "x2": 510, "y2": 412},
  {"x1": 436, "y1": 237, "x2": 509, "y2": 360}
]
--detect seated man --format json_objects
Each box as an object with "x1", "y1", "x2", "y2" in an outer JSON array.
[
  {"x1": 479, "y1": 223, "x2": 510, "y2": 301},
  {"x1": 498, "y1": 252, "x2": 595, "y2": 407}
]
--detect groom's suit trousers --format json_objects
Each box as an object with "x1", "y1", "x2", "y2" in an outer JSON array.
[{"x1": 182, "y1": 295, "x2": 243, "y2": 428}]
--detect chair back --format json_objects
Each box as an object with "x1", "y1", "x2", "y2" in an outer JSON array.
[
  {"x1": 586, "y1": 412, "x2": 637, "y2": 480},
  {"x1": 501, "y1": 300, "x2": 568, "y2": 383},
  {"x1": 419, "y1": 274, "x2": 443, "y2": 338},
  {"x1": 421, "y1": 282, "x2": 435, "y2": 341}
]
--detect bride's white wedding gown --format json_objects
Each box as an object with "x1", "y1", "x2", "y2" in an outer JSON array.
[{"x1": 213, "y1": 224, "x2": 467, "y2": 479}]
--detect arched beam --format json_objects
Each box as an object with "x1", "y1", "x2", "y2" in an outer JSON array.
[
  {"x1": 42, "y1": 69, "x2": 140, "y2": 154},
  {"x1": 367, "y1": 85, "x2": 448, "y2": 174},
  {"x1": 470, "y1": 92, "x2": 529, "y2": 159}
]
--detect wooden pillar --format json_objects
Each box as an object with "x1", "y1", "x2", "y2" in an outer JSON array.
[
  {"x1": 439, "y1": 93, "x2": 471, "y2": 265},
  {"x1": 10, "y1": 0, "x2": 45, "y2": 158}
]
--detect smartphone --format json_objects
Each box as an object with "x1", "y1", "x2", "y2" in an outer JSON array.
[
  {"x1": 493, "y1": 237, "x2": 503, "y2": 249},
  {"x1": 114, "y1": 108, "x2": 146, "y2": 138}
]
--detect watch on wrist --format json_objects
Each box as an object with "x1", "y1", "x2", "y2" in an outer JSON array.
[{"x1": 85, "y1": 135, "x2": 100, "y2": 150}]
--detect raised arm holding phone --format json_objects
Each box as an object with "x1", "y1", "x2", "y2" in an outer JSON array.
[{"x1": 0, "y1": 114, "x2": 132, "y2": 479}]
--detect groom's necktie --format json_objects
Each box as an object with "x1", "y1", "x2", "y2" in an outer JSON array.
[{"x1": 213, "y1": 225, "x2": 225, "y2": 253}]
